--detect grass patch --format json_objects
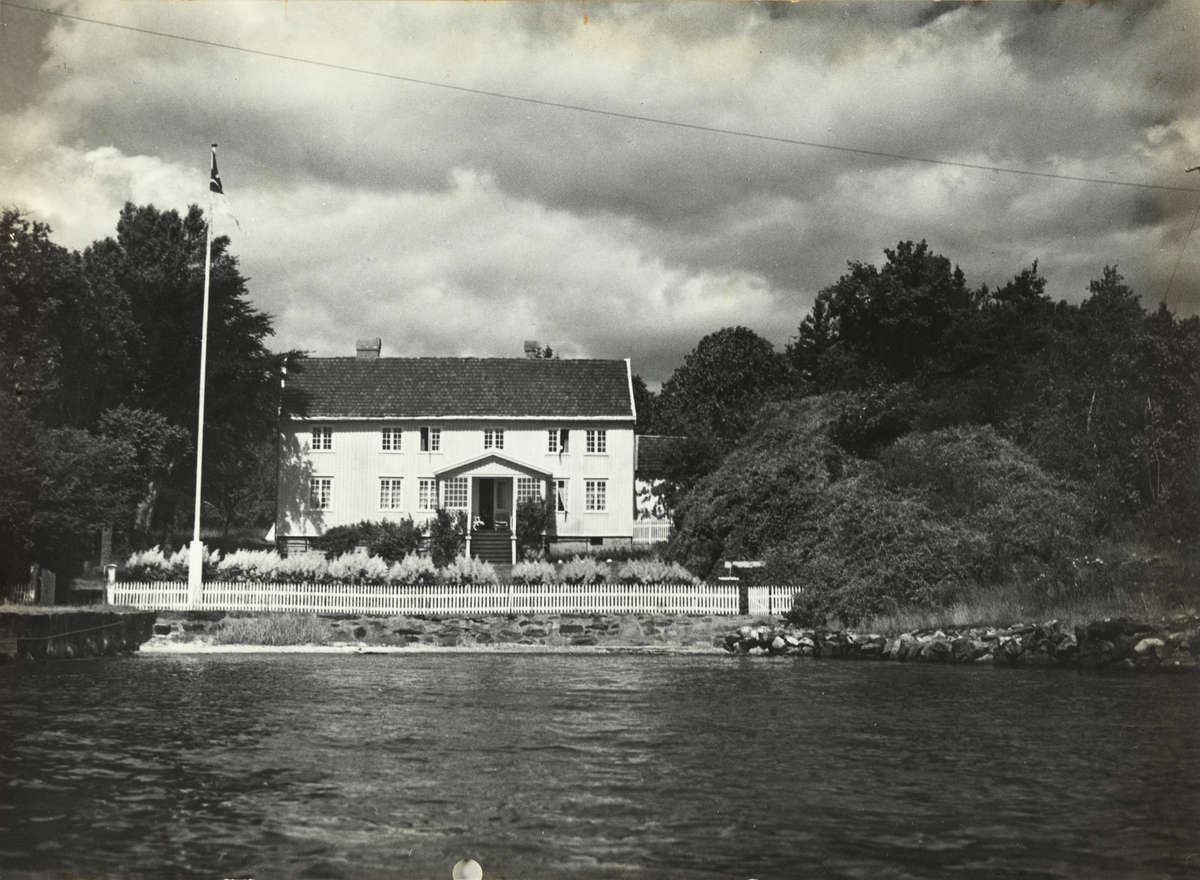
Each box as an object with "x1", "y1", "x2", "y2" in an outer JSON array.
[
  {"x1": 858, "y1": 574, "x2": 1197, "y2": 635},
  {"x1": 212, "y1": 613, "x2": 331, "y2": 646}
]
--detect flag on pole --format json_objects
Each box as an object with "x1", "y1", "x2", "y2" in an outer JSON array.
[
  {"x1": 208, "y1": 143, "x2": 247, "y2": 235},
  {"x1": 209, "y1": 144, "x2": 223, "y2": 195}
]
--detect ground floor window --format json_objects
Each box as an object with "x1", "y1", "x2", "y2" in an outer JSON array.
[
  {"x1": 554, "y1": 479, "x2": 568, "y2": 513},
  {"x1": 516, "y1": 476, "x2": 542, "y2": 503},
  {"x1": 418, "y1": 478, "x2": 436, "y2": 510},
  {"x1": 309, "y1": 477, "x2": 333, "y2": 510},
  {"x1": 379, "y1": 477, "x2": 403, "y2": 510},
  {"x1": 585, "y1": 479, "x2": 607, "y2": 512},
  {"x1": 441, "y1": 476, "x2": 468, "y2": 509}
]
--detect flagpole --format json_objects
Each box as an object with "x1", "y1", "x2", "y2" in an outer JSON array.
[{"x1": 187, "y1": 143, "x2": 218, "y2": 603}]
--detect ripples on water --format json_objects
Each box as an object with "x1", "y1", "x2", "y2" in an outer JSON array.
[{"x1": 0, "y1": 654, "x2": 1196, "y2": 879}]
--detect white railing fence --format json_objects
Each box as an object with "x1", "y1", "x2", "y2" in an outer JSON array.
[
  {"x1": 632, "y1": 520, "x2": 672, "y2": 544},
  {"x1": 107, "y1": 582, "x2": 806, "y2": 617}
]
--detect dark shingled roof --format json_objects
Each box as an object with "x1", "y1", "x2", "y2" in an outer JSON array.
[
  {"x1": 635, "y1": 435, "x2": 683, "y2": 478},
  {"x1": 289, "y1": 357, "x2": 635, "y2": 419}
]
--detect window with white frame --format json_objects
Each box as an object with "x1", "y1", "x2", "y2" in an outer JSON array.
[
  {"x1": 312, "y1": 425, "x2": 333, "y2": 451},
  {"x1": 309, "y1": 477, "x2": 333, "y2": 510},
  {"x1": 585, "y1": 479, "x2": 607, "y2": 512},
  {"x1": 548, "y1": 428, "x2": 569, "y2": 453},
  {"x1": 585, "y1": 429, "x2": 607, "y2": 454},
  {"x1": 554, "y1": 479, "x2": 568, "y2": 513},
  {"x1": 418, "y1": 478, "x2": 436, "y2": 511},
  {"x1": 516, "y1": 477, "x2": 542, "y2": 504},
  {"x1": 483, "y1": 428, "x2": 504, "y2": 450},
  {"x1": 420, "y1": 426, "x2": 441, "y2": 452},
  {"x1": 379, "y1": 477, "x2": 403, "y2": 510},
  {"x1": 441, "y1": 476, "x2": 468, "y2": 509},
  {"x1": 381, "y1": 427, "x2": 402, "y2": 452}
]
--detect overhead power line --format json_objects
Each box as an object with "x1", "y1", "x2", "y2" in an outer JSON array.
[{"x1": 6, "y1": 1, "x2": 1200, "y2": 197}]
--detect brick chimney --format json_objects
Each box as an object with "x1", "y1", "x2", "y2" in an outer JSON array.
[{"x1": 356, "y1": 338, "x2": 381, "y2": 359}]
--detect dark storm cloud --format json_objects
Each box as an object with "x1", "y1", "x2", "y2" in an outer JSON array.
[{"x1": 2, "y1": 1, "x2": 1197, "y2": 385}]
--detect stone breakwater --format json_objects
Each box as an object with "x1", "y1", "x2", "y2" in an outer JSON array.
[
  {"x1": 725, "y1": 615, "x2": 1200, "y2": 671},
  {"x1": 0, "y1": 609, "x2": 158, "y2": 661}
]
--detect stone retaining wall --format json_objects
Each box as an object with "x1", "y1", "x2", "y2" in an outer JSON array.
[
  {"x1": 0, "y1": 610, "x2": 158, "y2": 661},
  {"x1": 151, "y1": 611, "x2": 734, "y2": 650},
  {"x1": 725, "y1": 615, "x2": 1200, "y2": 671}
]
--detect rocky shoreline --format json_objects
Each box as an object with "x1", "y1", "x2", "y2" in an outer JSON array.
[
  {"x1": 726, "y1": 615, "x2": 1200, "y2": 670},
  {"x1": 139, "y1": 610, "x2": 1200, "y2": 671}
]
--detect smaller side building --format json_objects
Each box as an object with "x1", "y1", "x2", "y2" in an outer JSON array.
[{"x1": 275, "y1": 341, "x2": 637, "y2": 563}]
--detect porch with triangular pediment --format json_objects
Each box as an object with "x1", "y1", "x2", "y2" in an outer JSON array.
[{"x1": 434, "y1": 453, "x2": 552, "y2": 565}]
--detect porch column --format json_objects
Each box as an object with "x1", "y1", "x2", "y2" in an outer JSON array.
[
  {"x1": 465, "y1": 478, "x2": 472, "y2": 559},
  {"x1": 510, "y1": 484, "x2": 517, "y2": 564}
]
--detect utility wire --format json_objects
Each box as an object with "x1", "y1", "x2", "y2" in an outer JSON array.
[
  {"x1": 6, "y1": 0, "x2": 1200, "y2": 196},
  {"x1": 1163, "y1": 177, "x2": 1200, "y2": 303}
]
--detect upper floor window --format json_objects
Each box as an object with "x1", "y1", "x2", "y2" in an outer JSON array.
[
  {"x1": 312, "y1": 426, "x2": 333, "y2": 451},
  {"x1": 309, "y1": 477, "x2": 333, "y2": 510},
  {"x1": 418, "y1": 478, "x2": 437, "y2": 511},
  {"x1": 516, "y1": 477, "x2": 542, "y2": 504},
  {"x1": 381, "y1": 427, "x2": 402, "y2": 452},
  {"x1": 441, "y1": 476, "x2": 468, "y2": 509},
  {"x1": 484, "y1": 428, "x2": 505, "y2": 450},
  {"x1": 548, "y1": 428, "x2": 569, "y2": 454},
  {"x1": 586, "y1": 429, "x2": 607, "y2": 454},
  {"x1": 585, "y1": 479, "x2": 607, "y2": 512},
  {"x1": 379, "y1": 478, "x2": 403, "y2": 510},
  {"x1": 420, "y1": 426, "x2": 441, "y2": 452}
]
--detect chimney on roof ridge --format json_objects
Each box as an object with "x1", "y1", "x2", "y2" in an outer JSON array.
[
  {"x1": 356, "y1": 338, "x2": 381, "y2": 360},
  {"x1": 523, "y1": 340, "x2": 539, "y2": 359}
]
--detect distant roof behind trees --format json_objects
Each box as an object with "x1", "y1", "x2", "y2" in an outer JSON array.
[{"x1": 635, "y1": 435, "x2": 684, "y2": 479}]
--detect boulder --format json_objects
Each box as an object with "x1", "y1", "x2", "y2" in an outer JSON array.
[{"x1": 1134, "y1": 637, "x2": 1165, "y2": 656}]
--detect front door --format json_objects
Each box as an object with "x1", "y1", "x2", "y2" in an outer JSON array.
[
  {"x1": 494, "y1": 479, "x2": 512, "y2": 532},
  {"x1": 477, "y1": 479, "x2": 495, "y2": 530}
]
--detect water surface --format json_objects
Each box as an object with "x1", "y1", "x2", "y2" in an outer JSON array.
[{"x1": 0, "y1": 653, "x2": 1196, "y2": 879}]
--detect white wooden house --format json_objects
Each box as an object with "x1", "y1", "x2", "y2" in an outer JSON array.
[{"x1": 275, "y1": 340, "x2": 637, "y2": 564}]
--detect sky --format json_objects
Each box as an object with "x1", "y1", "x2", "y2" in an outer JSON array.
[{"x1": 2, "y1": 0, "x2": 1198, "y2": 387}]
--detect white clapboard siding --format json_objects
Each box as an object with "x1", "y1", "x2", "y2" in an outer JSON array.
[
  {"x1": 109, "y1": 581, "x2": 745, "y2": 616},
  {"x1": 747, "y1": 586, "x2": 807, "y2": 616}
]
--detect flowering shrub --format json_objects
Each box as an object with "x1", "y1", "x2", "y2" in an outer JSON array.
[
  {"x1": 443, "y1": 555, "x2": 499, "y2": 585},
  {"x1": 387, "y1": 554, "x2": 438, "y2": 585},
  {"x1": 217, "y1": 549, "x2": 283, "y2": 582},
  {"x1": 616, "y1": 559, "x2": 699, "y2": 585},
  {"x1": 559, "y1": 556, "x2": 609, "y2": 585},
  {"x1": 510, "y1": 559, "x2": 557, "y2": 584},
  {"x1": 327, "y1": 549, "x2": 391, "y2": 584},
  {"x1": 274, "y1": 550, "x2": 331, "y2": 583},
  {"x1": 120, "y1": 547, "x2": 697, "y2": 587},
  {"x1": 119, "y1": 545, "x2": 218, "y2": 580}
]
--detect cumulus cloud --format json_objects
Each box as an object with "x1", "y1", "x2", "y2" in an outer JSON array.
[{"x1": 1, "y1": 0, "x2": 1197, "y2": 384}]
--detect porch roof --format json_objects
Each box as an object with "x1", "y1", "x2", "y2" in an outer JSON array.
[{"x1": 433, "y1": 452, "x2": 552, "y2": 480}]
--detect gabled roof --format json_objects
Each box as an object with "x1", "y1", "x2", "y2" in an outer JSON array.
[{"x1": 289, "y1": 357, "x2": 635, "y2": 420}]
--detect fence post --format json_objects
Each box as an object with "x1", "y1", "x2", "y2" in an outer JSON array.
[{"x1": 39, "y1": 569, "x2": 56, "y2": 606}]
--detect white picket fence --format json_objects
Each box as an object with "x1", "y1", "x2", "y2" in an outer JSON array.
[
  {"x1": 747, "y1": 586, "x2": 805, "y2": 616},
  {"x1": 108, "y1": 581, "x2": 747, "y2": 616}
]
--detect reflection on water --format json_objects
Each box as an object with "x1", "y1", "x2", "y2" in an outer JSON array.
[{"x1": 0, "y1": 654, "x2": 1196, "y2": 879}]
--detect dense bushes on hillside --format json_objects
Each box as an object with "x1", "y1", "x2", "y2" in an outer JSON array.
[{"x1": 667, "y1": 397, "x2": 1094, "y2": 625}]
